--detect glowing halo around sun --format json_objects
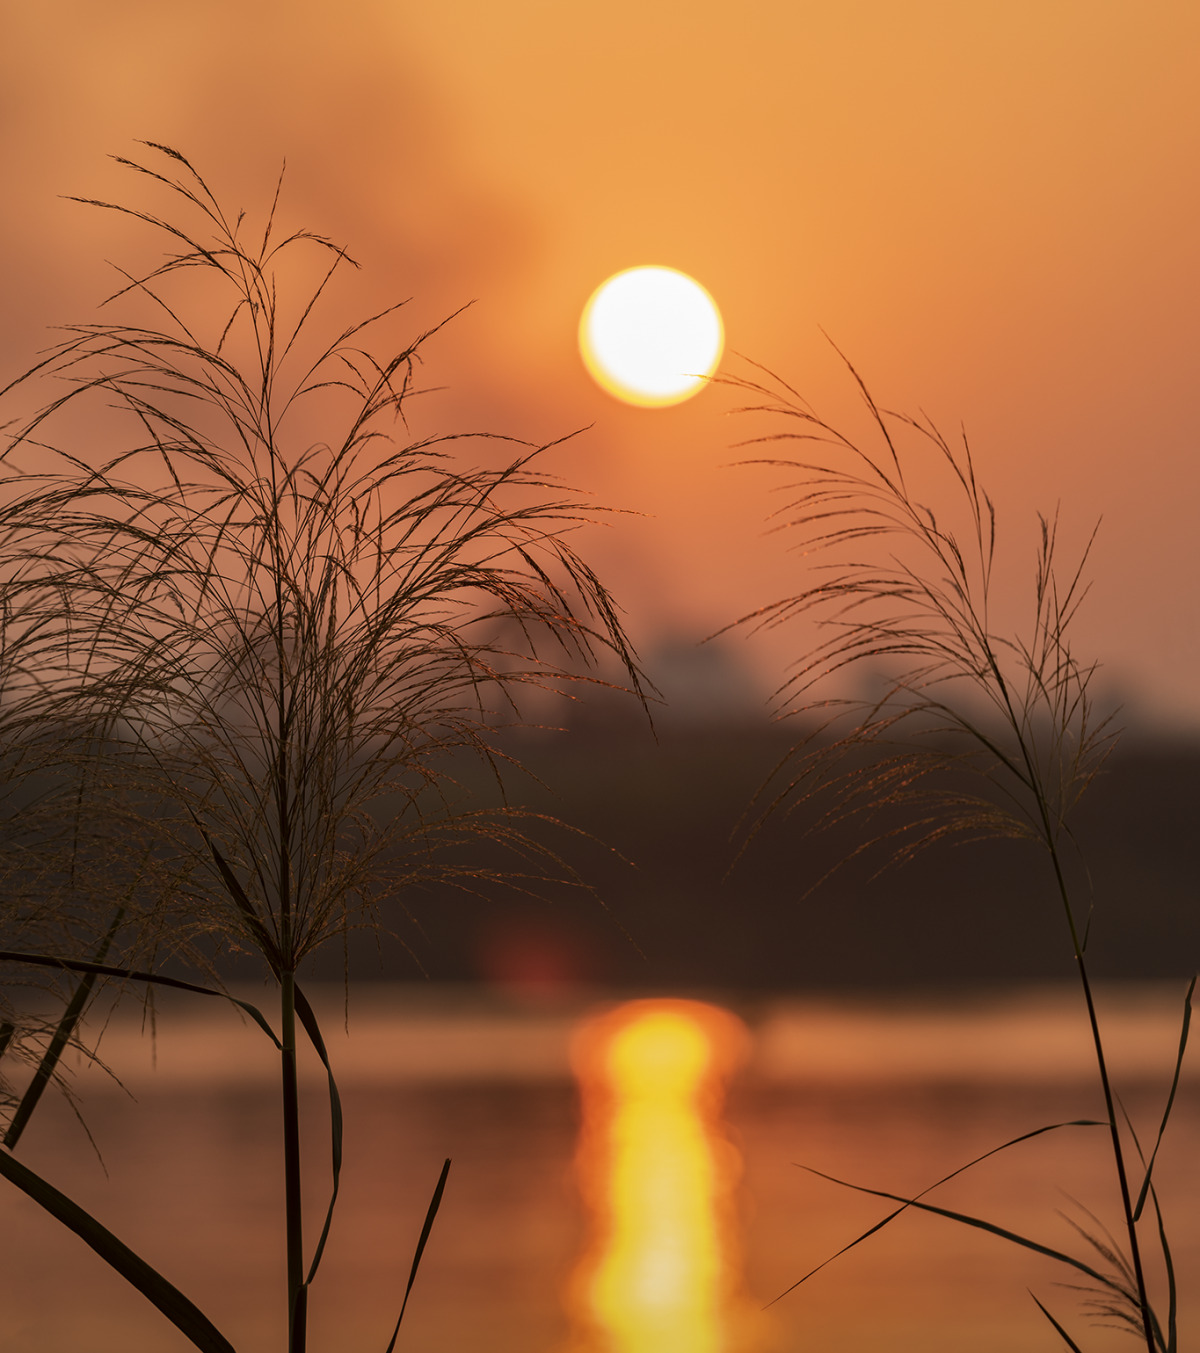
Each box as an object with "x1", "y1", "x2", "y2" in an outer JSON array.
[{"x1": 579, "y1": 266, "x2": 724, "y2": 408}]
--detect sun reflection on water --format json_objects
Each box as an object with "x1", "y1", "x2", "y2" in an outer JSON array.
[{"x1": 565, "y1": 999, "x2": 760, "y2": 1353}]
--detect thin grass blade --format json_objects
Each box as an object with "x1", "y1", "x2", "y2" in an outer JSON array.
[
  {"x1": 1133, "y1": 976, "x2": 1195, "y2": 1222},
  {"x1": 1146, "y1": 1181, "x2": 1177, "y2": 1353},
  {"x1": 204, "y1": 836, "x2": 282, "y2": 976},
  {"x1": 1030, "y1": 1292, "x2": 1085, "y2": 1353},
  {"x1": 801, "y1": 1163, "x2": 1124, "y2": 1295},
  {"x1": 0, "y1": 950, "x2": 280, "y2": 1049},
  {"x1": 293, "y1": 983, "x2": 343, "y2": 1286},
  {"x1": 4, "y1": 905, "x2": 125, "y2": 1150},
  {"x1": 768, "y1": 1119, "x2": 1103, "y2": 1307},
  {"x1": 384, "y1": 1157, "x2": 451, "y2": 1353},
  {"x1": 0, "y1": 1147, "x2": 236, "y2": 1353}
]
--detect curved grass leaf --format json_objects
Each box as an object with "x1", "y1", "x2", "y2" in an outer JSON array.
[
  {"x1": 1030, "y1": 1292, "x2": 1085, "y2": 1353},
  {"x1": 1133, "y1": 976, "x2": 1195, "y2": 1223},
  {"x1": 4, "y1": 906, "x2": 126, "y2": 1151},
  {"x1": 768, "y1": 1118, "x2": 1103, "y2": 1308},
  {"x1": 0, "y1": 1146, "x2": 235, "y2": 1353},
  {"x1": 1145, "y1": 1179, "x2": 1177, "y2": 1353},
  {"x1": 203, "y1": 834, "x2": 283, "y2": 978},
  {"x1": 0, "y1": 949, "x2": 280, "y2": 1049},
  {"x1": 800, "y1": 1161, "x2": 1126, "y2": 1298},
  {"x1": 292, "y1": 983, "x2": 343, "y2": 1288},
  {"x1": 385, "y1": 1157, "x2": 451, "y2": 1353}
]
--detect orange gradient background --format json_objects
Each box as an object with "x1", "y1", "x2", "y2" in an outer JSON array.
[{"x1": 1, "y1": 1, "x2": 1196, "y2": 726}]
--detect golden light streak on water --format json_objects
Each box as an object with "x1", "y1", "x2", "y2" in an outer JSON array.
[{"x1": 564, "y1": 999, "x2": 762, "y2": 1353}]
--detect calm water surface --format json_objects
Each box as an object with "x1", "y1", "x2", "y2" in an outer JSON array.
[{"x1": 3, "y1": 983, "x2": 1197, "y2": 1352}]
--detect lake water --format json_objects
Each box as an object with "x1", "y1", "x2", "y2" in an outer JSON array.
[{"x1": 3, "y1": 982, "x2": 1197, "y2": 1352}]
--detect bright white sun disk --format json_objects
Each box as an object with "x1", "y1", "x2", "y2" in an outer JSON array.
[{"x1": 579, "y1": 266, "x2": 724, "y2": 408}]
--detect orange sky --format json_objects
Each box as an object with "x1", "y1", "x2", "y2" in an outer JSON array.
[{"x1": 3, "y1": 0, "x2": 1197, "y2": 728}]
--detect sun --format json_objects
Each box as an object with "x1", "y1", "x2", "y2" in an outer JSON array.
[{"x1": 579, "y1": 266, "x2": 724, "y2": 408}]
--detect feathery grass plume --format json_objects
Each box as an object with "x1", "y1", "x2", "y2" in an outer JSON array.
[
  {"x1": 0, "y1": 486, "x2": 158, "y2": 1148},
  {"x1": 0, "y1": 142, "x2": 645, "y2": 1353},
  {"x1": 718, "y1": 356, "x2": 1114, "y2": 868},
  {"x1": 720, "y1": 355, "x2": 1186, "y2": 1351}
]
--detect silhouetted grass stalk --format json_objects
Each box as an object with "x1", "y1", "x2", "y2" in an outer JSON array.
[
  {"x1": 0, "y1": 143, "x2": 643, "y2": 1353},
  {"x1": 723, "y1": 354, "x2": 1184, "y2": 1350},
  {"x1": 2, "y1": 904, "x2": 124, "y2": 1151}
]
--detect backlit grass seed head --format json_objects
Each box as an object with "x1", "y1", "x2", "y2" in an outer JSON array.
[
  {"x1": 1, "y1": 143, "x2": 645, "y2": 977},
  {"x1": 718, "y1": 355, "x2": 1116, "y2": 875}
]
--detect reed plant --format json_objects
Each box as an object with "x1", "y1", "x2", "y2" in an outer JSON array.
[
  {"x1": 0, "y1": 477, "x2": 174, "y2": 1151},
  {"x1": 0, "y1": 143, "x2": 642, "y2": 1353},
  {"x1": 721, "y1": 355, "x2": 1191, "y2": 1351},
  {"x1": 0, "y1": 572, "x2": 104, "y2": 1145}
]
